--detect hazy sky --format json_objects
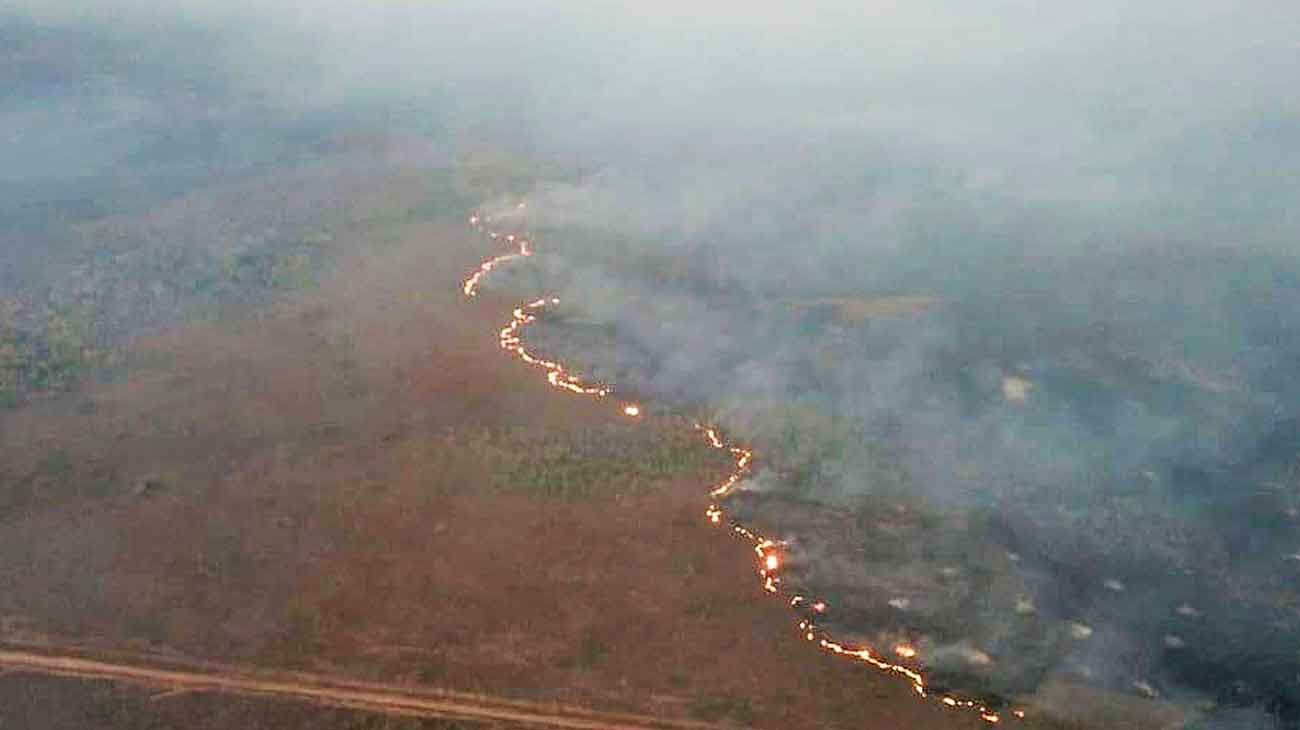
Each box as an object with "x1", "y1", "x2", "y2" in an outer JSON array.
[{"x1": 10, "y1": 1, "x2": 1299, "y2": 253}]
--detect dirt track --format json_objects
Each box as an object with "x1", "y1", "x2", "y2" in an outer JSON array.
[{"x1": 0, "y1": 645, "x2": 733, "y2": 730}]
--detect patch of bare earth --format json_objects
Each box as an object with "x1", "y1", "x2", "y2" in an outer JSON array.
[{"x1": 0, "y1": 219, "x2": 994, "y2": 729}]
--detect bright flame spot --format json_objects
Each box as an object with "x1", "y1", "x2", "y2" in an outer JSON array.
[
  {"x1": 623, "y1": 404, "x2": 641, "y2": 417},
  {"x1": 894, "y1": 644, "x2": 917, "y2": 659},
  {"x1": 764, "y1": 553, "x2": 780, "y2": 571}
]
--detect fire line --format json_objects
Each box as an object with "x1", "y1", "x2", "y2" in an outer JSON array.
[{"x1": 461, "y1": 209, "x2": 1022, "y2": 724}]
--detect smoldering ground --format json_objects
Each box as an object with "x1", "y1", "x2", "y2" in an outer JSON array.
[
  {"x1": 8, "y1": 1, "x2": 1300, "y2": 727},
  {"x1": 465, "y1": 7, "x2": 1300, "y2": 718},
  {"x1": 429, "y1": 3, "x2": 1300, "y2": 724},
  {"x1": 488, "y1": 205, "x2": 1300, "y2": 726}
]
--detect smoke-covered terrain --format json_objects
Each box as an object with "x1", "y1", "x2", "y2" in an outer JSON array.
[
  {"x1": 5, "y1": 1, "x2": 1300, "y2": 727},
  {"x1": 487, "y1": 193, "x2": 1300, "y2": 727}
]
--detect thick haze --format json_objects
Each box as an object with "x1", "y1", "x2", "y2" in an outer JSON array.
[
  {"x1": 7, "y1": 1, "x2": 1300, "y2": 727},
  {"x1": 11, "y1": 1, "x2": 1298, "y2": 256}
]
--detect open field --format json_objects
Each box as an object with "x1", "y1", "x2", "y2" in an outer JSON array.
[{"x1": 0, "y1": 170, "x2": 1011, "y2": 729}]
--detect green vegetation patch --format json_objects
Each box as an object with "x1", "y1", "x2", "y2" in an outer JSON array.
[
  {"x1": 460, "y1": 423, "x2": 730, "y2": 501},
  {"x1": 686, "y1": 694, "x2": 757, "y2": 725},
  {"x1": 0, "y1": 298, "x2": 103, "y2": 406}
]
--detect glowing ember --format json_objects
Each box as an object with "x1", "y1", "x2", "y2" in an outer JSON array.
[
  {"x1": 461, "y1": 243, "x2": 531, "y2": 298},
  {"x1": 460, "y1": 207, "x2": 1027, "y2": 726}
]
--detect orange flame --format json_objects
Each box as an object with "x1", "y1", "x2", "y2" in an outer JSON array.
[{"x1": 460, "y1": 209, "x2": 1025, "y2": 726}]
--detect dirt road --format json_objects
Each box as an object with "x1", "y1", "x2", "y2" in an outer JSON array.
[{"x1": 0, "y1": 645, "x2": 733, "y2": 730}]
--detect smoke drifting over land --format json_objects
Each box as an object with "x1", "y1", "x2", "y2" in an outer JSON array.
[{"x1": 6, "y1": 1, "x2": 1300, "y2": 726}]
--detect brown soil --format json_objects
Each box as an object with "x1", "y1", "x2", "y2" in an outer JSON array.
[
  {"x1": 0, "y1": 217, "x2": 998, "y2": 729},
  {"x1": 0, "y1": 670, "x2": 496, "y2": 730}
]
